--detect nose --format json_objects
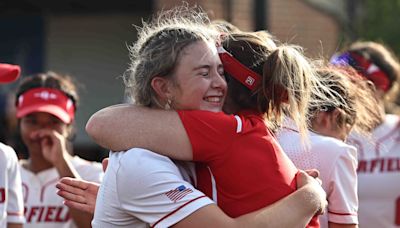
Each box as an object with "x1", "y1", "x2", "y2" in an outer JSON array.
[{"x1": 211, "y1": 71, "x2": 227, "y2": 91}]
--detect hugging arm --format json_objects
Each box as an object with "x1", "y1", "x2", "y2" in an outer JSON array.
[
  {"x1": 86, "y1": 104, "x2": 193, "y2": 160},
  {"x1": 175, "y1": 171, "x2": 326, "y2": 228},
  {"x1": 57, "y1": 170, "x2": 326, "y2": 228}
]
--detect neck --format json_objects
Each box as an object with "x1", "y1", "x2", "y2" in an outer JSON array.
[
  {"x1": 24, "y1": 155, "x2": 54, "y2": 174},
  {"x1": 375, "y1": 99, "x2": 386, "y2": 127}
]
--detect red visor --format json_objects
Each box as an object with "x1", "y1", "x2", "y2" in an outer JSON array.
[
  {"x1": 350, "y1": 53, "x2": 391, "y2": 92},
  {"x1": 218, "y1": 46, "x2": 261, "y2": 91},
  {"x1": 0, "y1": 63, "x2": 21, "y2": 84},
  {"x1": 16, "y1": 88, "x2": 75, "y2": 123}
]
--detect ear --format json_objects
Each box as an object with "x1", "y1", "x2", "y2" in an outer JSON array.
[
  {"x1": 311, "y1": 111, "x2": 330, "y2": 131},
  {"x1": 151, "y1": 76, "x2": 173, "y2": 100},
  {"x1": 66, "y1": 123, "x2": 75, "y2": 140},
  {"x1": 329, "y1": 109, "x2": 343, "y2": 128}
]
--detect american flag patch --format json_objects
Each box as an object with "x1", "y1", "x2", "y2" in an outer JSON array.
[{"x1": 165, "y1": 185, "x2": 193, "y2": 202}]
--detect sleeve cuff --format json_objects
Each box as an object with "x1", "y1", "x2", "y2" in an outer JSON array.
[
  {"x1": 328, "y1": 211, "x2": 358, "y2": 224},
  {"x1": 152, "y1": 196, "x2": 214, "y2": 228}
]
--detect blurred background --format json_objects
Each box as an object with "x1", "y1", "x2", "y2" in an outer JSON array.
[{"x1": 1, "y1": 0, "x2": 399, "y2": 161}]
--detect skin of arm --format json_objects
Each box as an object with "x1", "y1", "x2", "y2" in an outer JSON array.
[
  {"x1": 86, "y1": 104, "x2": 193, "y2": 160},
  {"x1": 328, "y1": 222, "x2": 358, "y2": 228},
  {"x1": 7, "y1": 223, "x2": 23, "y2": 228},
  {"x1": 57, "y1": 171, "x2": 326, "y2": 228}
]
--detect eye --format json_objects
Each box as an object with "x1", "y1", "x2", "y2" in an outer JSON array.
[
  {"x1": 199, "y1": 70, "x2": 210, "y2": 77},
  {"x1": 217, "y1": 65, "x2": 226, "y2": 79},
  {"x1": 23, "y1": 118, "x2": 37, "y2": 126},
  {"x1": 50, "y1": 117, "x2": 64, "y2": 125},
  {"x1": 218, "y1": 69, "x2": 225, "y2": 77}
]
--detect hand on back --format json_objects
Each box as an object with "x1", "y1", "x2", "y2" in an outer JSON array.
[
  {"x1": 296, "y1": 169, "x2": 327, "y2": 215},
  {"x1": 56, "y1": 177, "x2": 100, "y2": 215}
]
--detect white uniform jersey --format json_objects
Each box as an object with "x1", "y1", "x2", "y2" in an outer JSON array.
[
  {"x1": 20, "y1": 155, "x2": 103, "y2": 228},
  {"x1": 0, "y1": 143, "x2": 25, "y2": 227},
  {"x1": 348, "y1": 114, "x2": 400, "y2": 228},
  {"x1": 277, "y1": 122, "x2": 358, "y2": 228},
  {"x1": 92, "y1": 148, "x2": 214, "y2": 228}
]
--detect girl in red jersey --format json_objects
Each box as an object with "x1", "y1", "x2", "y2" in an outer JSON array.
[{"x1": 86, "y1": 31, "x2": 339, "y2": 227}]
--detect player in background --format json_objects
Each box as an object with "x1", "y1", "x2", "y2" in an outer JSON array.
[
  {"x1": 15, "y1": 72, "x2": 103, "y2": 228},
  {"x1": 277, "y1": 66, "x2": 382, "y2": 228},
  {"x1": 86, "y1": 11, "x2": 341, "y2": 227},
  {"x1": 331, "y1": 41, "x2": 400, "y2": 228},
  {"x1": 58, "y1": 7, "x2": 326, "y2": 227},
  {"x1": 0, "y1": 63, "x2": 25, "y2": 228}
]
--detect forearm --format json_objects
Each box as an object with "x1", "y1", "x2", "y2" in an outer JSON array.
[
  {"x1": 54, "y1": 155, "x2": 81, "y2": 179},
  {"x1": 86, "y1": 104, "x2": 193, "y2": 160},
  {"x1": 7, "y1": 223, "x2": 23, "y2": 228},
  {"x1": 234, "y1": 184, "x2": 322, "y2": 228},
  {"x1": 328, "y1": 222, "x2": 358, "y2": 228},
  {"x1": 54, "y1": 158, "x2": 93, "y2": 226},
  {"x1": 68, "y1": 209, "x2": 93, "y2": 228},
  {"x1": 174, "y1": 184, "x2": 324, "y2": 228},
  {"x1": 86, "y1": 104, "x2": 132, "y2": 150}
]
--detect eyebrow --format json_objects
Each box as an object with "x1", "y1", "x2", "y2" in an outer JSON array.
[
  {"x1": 193, "y1": 65, "x2": 211, "y2": 71},
  {"x1": 193, "y1": 63, "x2": 224, "y2": 71}
]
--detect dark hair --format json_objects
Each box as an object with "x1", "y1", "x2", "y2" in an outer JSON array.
[
  {"x1": 16, "y1": 71, "x2": 79, "y2": 109},
  {"x1": 222, "y1": 32, "x2": 277, "y2": 113},
  {"x1": 221, "y1": 32, "x2": 333, "y2": 139}
]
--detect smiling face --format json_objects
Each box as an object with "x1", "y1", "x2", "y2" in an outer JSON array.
[{"x1": 168, "y1": 40, "x2": 227, "y2": 112}]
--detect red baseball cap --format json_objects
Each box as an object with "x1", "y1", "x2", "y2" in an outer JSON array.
[
  {"x1": 0, "y1": 63, "x2": 21, "y2": 84},
  {"x1": 16, "y1": 88, "x2": 76, "y2": 124}
]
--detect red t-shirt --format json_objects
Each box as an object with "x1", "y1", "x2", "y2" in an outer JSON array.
[{"x1": 177, "y1": 110, "x2": 319, "y2": 227}]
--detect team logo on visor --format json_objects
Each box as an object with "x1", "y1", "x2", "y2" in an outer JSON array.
[{"x1": 245, "y1": 76, "x2": 256, "y2": 86}]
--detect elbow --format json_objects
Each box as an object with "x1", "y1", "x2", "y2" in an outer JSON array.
[{"x1": 86, "y1": 113, "x2": 104, "y2": 146}]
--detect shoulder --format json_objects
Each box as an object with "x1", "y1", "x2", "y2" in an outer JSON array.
[
  {"x1": 0, "y1": 142, "x2": 18, "y2": 165},
  {"x1": 311, "y1": 134, "x2": 356, "y2": 158},
  {"x1": 384, "y1": 114, "x2": 400, "y2": 126},
  {"x1": 71, "y1": 155, "x2": 104, "y2": 182},
  {"x1": 117, "y1": 148, "x2": 180, "y2": 174},
  {"x1": 372, "y1": 114, "x2": 400, "y2": 136},
  {"x1": 111, "y1": 149, "x2": 186, "y2": 195},
  {"x1": 71, "y1": 155, "x2": 102, "y2": 170},
  {"x1": 177, "y1": 110, "x2": 235, "y2": 123},
  {"x1": 176, "y1": 111, "x2": 239, "y2": 136}
]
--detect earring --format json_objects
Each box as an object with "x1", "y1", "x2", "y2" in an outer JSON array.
[{"x1": 165, "y1": 98, "x2": 172, "y2": 110}]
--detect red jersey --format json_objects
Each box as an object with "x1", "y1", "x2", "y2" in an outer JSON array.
[{"x1": 177, "y1": 110, "x2": 318, "y2": 226}]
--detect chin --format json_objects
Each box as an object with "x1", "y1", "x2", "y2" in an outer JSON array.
[
  {"x1": 200, "y1": 104, "x2": 222, "y2": 113},
  {"x1": 206, "y1": 107, "x2": 222, "y2": 113}
]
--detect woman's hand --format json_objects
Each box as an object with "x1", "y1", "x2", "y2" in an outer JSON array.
[
  {"x1": 31, "y1": 129, "x2": 69, "y2": 166},
  {"x1": 296, "y1": 169, "x2": 327, "y2": 215},
  {"x1": 56, "y1": 177, "x2": 100, "y2": 215}
]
